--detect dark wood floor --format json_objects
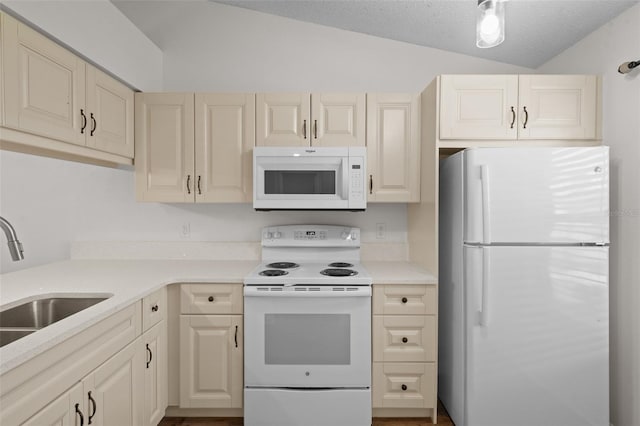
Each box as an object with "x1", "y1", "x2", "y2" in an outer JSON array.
[{"x1": 159, "y1": 402, "x2": 454, "y2": 426}]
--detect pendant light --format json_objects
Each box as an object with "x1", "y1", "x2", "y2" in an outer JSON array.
[{"x1": 477, "y1": 0, "x2": 505, "y2": 48}]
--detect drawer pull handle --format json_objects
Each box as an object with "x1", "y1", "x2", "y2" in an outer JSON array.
[
  {"x1": 401, "y1": 297, "x2": 408, "y2": 304},
  {"x1": 146, "y1": 343, "x2": 153, "y2": 368},
  {"x1": 208, "y1": 296, "x2": 215, "y2": 302},
  {"x1": 401, "y1": 384, "x2": 407, "y2": 391},
  {"x1": 75, "y1": 403, "x2": 84, "y2": 426},
  {"x1": 151, "y1": 304, "x2": 159, "y2": 312},
  {"x1": 88, "y1": 391, "x2": 96, "y2": 424},
  {"x1": 402, "y1": 337, "x2": 408, "y2": 343}
]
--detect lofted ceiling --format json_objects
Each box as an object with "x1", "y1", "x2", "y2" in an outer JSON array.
[{"x1": 113, "y1": 0, "x2": 639, "y2": 68}]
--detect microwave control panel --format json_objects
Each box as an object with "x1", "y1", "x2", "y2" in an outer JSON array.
[{"x1": 348, "y1": 150, "x2": 366, "y2": 206}]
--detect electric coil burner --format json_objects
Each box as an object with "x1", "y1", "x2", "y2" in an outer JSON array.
[
  {"x1": 258, "y1": 269, "x2": 288, "y2": 277},
  {"x1": 320, "y1": 268, "x2": 359, "y2": 277},
  {"x1": 243, "y1": 225, "x2": 372, "y2": 426},
  {"x1": 266, "y1": 262, "x2": 299, "y2": 269},
  {"x1": 328, "y1": 262, "x2": 354, "y2": 268}
]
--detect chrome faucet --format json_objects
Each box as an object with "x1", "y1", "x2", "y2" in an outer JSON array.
[{"x1": 0, "y1": 216, "x2": 24, "y2": 261}]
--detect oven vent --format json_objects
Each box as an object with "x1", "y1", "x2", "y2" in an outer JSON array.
[
  {"x1": 332, "y1": 287, "x2": 345, "y2": 291},
  {"x1": 347, "y1": 288, "x2": 359, "y2": 291},
  {"x1": 309, "y1": 288, "x2": 321, "y2": 291}
]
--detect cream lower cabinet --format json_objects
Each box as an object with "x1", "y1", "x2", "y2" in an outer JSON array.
[
  {"x1": 82, "y1": 339, "x2": 145, "y2": 426},
  {"x1": 372, "y1": 284, "x2": 438, "y2": 422},
  {"x1": 366, "y1": 93, "x2": 421, "y2": 202},
  {"x1": 143, "y1": 321, "x2": 168, "y2": 426},
  {"x1": 179, "y1": 283, "x2": 243, "y2": 409},
  {"x1": 22, "y1": 383, "x2": 85, "y2": 426},
  {"x1": 135, "y1": 93, "x2": 254, "y2": 203},
  {"x1": 439, "y1": 74, "x2": 598, "y2": 141},
  {"x1": 256, "y1": 93, "x2": 366, "y2": 147},
  {"x1": 1, "y1": 13, "x2": 134, "y2": 161}
]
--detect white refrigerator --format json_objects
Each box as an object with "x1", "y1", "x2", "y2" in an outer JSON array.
[{"x1": 439, "y1": 147, "x2": 609, "y2": 426}]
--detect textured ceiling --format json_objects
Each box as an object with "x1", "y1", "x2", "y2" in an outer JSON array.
[{"x1": 113, "y1": 0, "x2": 639, "y2": 68}]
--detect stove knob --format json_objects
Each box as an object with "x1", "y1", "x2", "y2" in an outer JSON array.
[
  {"x1": 265, "y1": 232, "x2": 274, "y2": 239},
  {"x1": 273, "y1": 231, "x2": 282, "y2": 239},
  {"x1": 341, "y1": 231, "x2": 350, "y2": 240}
]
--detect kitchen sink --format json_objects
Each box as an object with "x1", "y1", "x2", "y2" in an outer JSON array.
[{"x1": 0, "y1": 296, "x2": 110, "y2": 347}]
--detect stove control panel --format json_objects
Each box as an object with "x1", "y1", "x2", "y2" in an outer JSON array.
[{"x1": 262, "y1": 225, "x2": 360, "y2": 247}]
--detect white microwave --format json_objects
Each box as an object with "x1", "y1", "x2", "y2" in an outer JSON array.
[{"x1": 253, "y1": 147, "x2": 367, "y2": 211}]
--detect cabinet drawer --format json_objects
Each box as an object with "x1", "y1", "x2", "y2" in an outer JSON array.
[
  {"x1": 373, "y1": 285, "x2": 436, "y2": 315},
  {"x1": 180, "y1": 284, "x2": 243, "y2": 314},
  {"x1": 373, "y1": 315, "x2": 436, "y2": 362},
  {"x1": 143, "y1": 287, "x2": 167, "y2": 331},
  {"x1": 372, "y1": 362, "x2": 435, "y2": 409}
]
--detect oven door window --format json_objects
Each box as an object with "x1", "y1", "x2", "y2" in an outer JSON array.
[
  {"x1": 264, "y1": 170, "x2": 336, "y2": 195},
  {"x1": 265, "y1": 314, "x2": 350, "y2": 365}
]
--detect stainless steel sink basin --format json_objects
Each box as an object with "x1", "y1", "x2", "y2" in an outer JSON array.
[{"x1": 0, "y1": 297, "x2": 109, "y2": 347}]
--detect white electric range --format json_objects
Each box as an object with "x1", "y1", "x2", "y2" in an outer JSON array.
[{"x1": 243, "y1": 225, "x2": 372, "y2": 426}]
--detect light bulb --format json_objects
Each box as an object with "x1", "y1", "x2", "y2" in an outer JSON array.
[{"x1": 476, "y1": 0, "x2": 505, "y2": 48}]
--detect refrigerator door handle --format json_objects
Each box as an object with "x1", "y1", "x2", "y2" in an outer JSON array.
[
  {"x1": 480, "y1": 247, "x2": 490, "y2": 327},
  {"x1": 480, "y1": 165, "x2": 492, "y2": 244}
]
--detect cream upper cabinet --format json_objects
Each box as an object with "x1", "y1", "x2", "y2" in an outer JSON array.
[
  {"x1": 1, "y1": 13, "x2": 135, "y2": 159},
  {"x1": 135, "y1": 93, "x2": 195, "y2": 203},
  {"x1": 2, "y1": 13, "x2": 86, "y2": 146},
  {"x1": 135, "y1": 93, "x2": 255, "y2": 203},
  {"x1": 179, "y1": 315, "x2": 243, "y2": 408},
  {"x1": 256, "y1": 93, "x2": 365, "y2": 147},
  {"x1": 86, "y1": 65, "x2": 134, "y2": 157},
  {"x1": 367, "y1": 93, "x2": 421, "y2": 202},
  {"x1": 195, "y1": 93, "x2": 255, "y2": 202},
  {"x1": 82, "y1": 339, "x2": 145, "y2": 426},
  {"x1": 439, "y1": 74, "x2": 598, "y2": 141}
]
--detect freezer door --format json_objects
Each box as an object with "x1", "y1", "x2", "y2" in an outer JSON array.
[
  {"x1": 464, "y1": 147, "x2": 609, "y2": 244},
  {"x1": 464, "y1": 246, "x2": 609, "y2": 426}
]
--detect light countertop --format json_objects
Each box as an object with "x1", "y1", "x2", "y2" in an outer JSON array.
[{"x1": 0, "y1": 258, "x2": 436, "y2": 374}]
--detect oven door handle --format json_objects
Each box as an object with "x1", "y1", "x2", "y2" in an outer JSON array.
[{"x1": 244, "y1": 289, "x2": 371, "y2": 298}]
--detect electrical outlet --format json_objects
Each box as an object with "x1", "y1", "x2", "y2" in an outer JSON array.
[
  {"x1": 180, "y1": 222, "x2": 191, "y2": 239},
  {"x1": 376, "y1": 223, "x2": 386, "y2": 239}
]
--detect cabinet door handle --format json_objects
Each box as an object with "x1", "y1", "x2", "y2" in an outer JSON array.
[
  {"x1": 146, "y1": 343, "x2": 153, "y2": 368},
  {"x1": 88, "y1": 391, "x2": 96, "y2": 424},
  {"x1": 314, "y1": 119, "x2": 318, "y2": 139},
  {"x1": 151, "y1": 304, "x2": 159, "y2": 312},
  {"x1": 75, "y1": 403, "x2": 84, "y2": 426},
  {"x1": 80, "y1": 109, "x2": 87, "y2": 134},
  {"x1": 235, "y1": 325, "x2": 238, "y2": 348},
  {"x1": 402, "y1": 337, "x2": 408, "y2": 343},
  {"x1": 186, "y1": 175, "x2": 191, "y2": 194},
  {"x1": 369, "y1": 175, "x2": 373, "y2": 195},
  {"x1": 90, "y1": 113, "x2": 97, "y2": 136},
  {"x1": 303, "y1": 120, "x2": 307, "y2": 139},
  {"x1": 401, "y1": 384, "x2": 407, "y2": 391},
  {"x1": 401, "y1": 297, "x2": 408, "y2": 304},
  {"x1": 208, "y1": 296, "x2": 215, "y2": 302},
  {"x1": 197, "y1": 175, "x2": 202, "y2": 195},
  {"x1": 523, "y1": 106, "x2": 529, "y2": 129},
  {"x1": 510, "y1": 106, "x2": 515, "y2": 129}
]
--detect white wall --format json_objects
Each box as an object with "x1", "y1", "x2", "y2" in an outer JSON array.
[
  {"x1": 0, "y1": 0, "x2": 163, "y2": 91},
  {"x1": 539, "y1": 4, "x2": 640, "y2": 426},
  {"x1": 0, "y1": 1, "x2": 531, "y2": 274}
]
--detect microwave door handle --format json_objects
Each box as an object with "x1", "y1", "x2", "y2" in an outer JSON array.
[{"x1": 343, "y1": 159, "x2": 349, "y2": 200}]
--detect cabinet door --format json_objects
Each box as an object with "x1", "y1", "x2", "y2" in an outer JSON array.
[
  {"x1": 195, "y1": 93, "x2": 255, "y2": 202},
  {"x1": 310, "y1": 93, "x2": 365, "y2": 147},
  {"x1": 180, "y1": 315, "x2": 243, "y2": 408},
  {"x1": 82, "y1": 339, "x2": 144, "y2": 426},
  {"x1": 367, "y1": 93, "x2": 420, "y2": 202},
  {"x1": 1, "y1": 14, "x2": 86, "y2": 145},
  {"x1": 135, "y1": 93, "x2": 195, "y2": 202},
  {"x1": 86, "y1": 65, "x2": 134, "y2": 158},
  {"x1": 518, "y1": 75, "x2": 597, "y2": 139},
  {"x1": 439, "y1": 75, "x2": 519, "y2": 140},
  {"x1": 256, "y1": 93, "x2": 310, "y2": 146},
  {"x1": 23, "y1": 383, "x2": 84, "y2": 426},
  {"x1": 143, "y1": 322, "x2": 167, "y2": 426}
]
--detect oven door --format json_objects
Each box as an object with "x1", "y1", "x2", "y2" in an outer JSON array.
[{"x1": 244, "y1": 286, "x2": 371, "y2": 388}]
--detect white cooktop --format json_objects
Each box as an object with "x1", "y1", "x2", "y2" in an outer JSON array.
[{"x1": 244, "y1": 261, "x2": 372, "y2": 286}]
